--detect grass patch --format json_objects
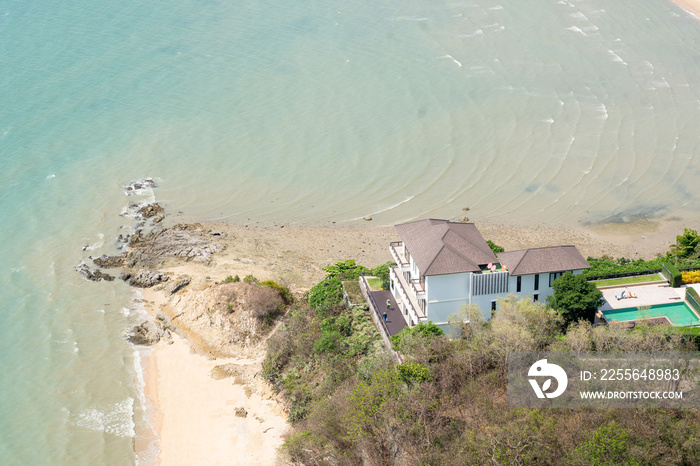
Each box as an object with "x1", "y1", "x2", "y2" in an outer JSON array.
[
  {"x1": 592, "y1": 274, "x2": 664, "y2": 287},
  {"x1": 366, "y1": 277, "x2": 385, "y2": 291},
  {"x1": 342, "y1": 280, "x2": 364, "y2": 304}
]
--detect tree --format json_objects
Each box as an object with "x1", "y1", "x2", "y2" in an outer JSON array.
[
  {"x1": 669, "y1": 228, "x2": 700, "y2": 261},
  {"x1": 547, "y1": 272, "x2": 604, "y2": 326}
]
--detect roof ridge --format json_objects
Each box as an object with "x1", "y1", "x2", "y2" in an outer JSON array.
[
  {"x1": 510, "y1": 249, "x2": 529, "y2": 275},
  {"x1": 424, "y1": 244, "x2": 447, "y2": 275}
]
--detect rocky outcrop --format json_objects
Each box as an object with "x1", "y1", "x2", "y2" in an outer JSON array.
[
  {"x1": 156, "y1": 311, "x2": 178, "y2": 334},
  {"x1": 93, "y1": 254, "x2": 126, "y2": 269},
  {"x1": 122, "y1": 269, "x2": 170, "y2": 288},
  {"x1": 168, "y1": 275, "x2": 191, "y2": 295},
  {"x1": 112, "y1": 223, "x2": 226, "y2": 269},
  {"x1": 137, "y1": 203, "x2": 164, "y2": 219},
  {"x1": 128, "y1": 312, "x2": 179, "y2": 346},
  {"x1": 76, "y1": 263, "x2": 115, "y2": 282},
  {"x1": 128, "y1": 320, "x2": 166, "y2": 346},
  {"x1": 123, "y1": 178, "x2": 157, "y2": 196},
  {"x1": 162, "y1": 281, "x2": 284, "y2": 358}
]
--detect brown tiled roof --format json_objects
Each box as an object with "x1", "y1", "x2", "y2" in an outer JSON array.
[
  {"x1": 496, "y1": 246, "x2": 590, "y2": 276},
  {"x1": 395, "y1": 219, "x2": 498, "y2": 276}
]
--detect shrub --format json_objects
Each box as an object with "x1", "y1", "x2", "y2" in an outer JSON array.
[
  {"x1": 370, "y1": 262, "x2": 393, "y2": 289},
  {"x1": 249, "y1": 286, "x2": 284, "y2": 321},
  {"x1": 486, "y1": 240, "x2": 504, "y2": 254},
  {"x1": 661, "y1": 261, "x2": 682, "y2": 288},
  {"x1": 390, "y1": 321, "x2": 445, "y2": 351},
  {"x1": 260, "y1": 280, "x2": 294, "y2": 305},
  {"x1": 308, "y1": 277, "x2": 344, "y2": 315},
  {"x1": 397, "y1": 361, "x2": 431, "y2": 383},
  {"x1": 243, "y1": 274, "x2": 259, "y2": 284},
  {"x1": 313, "y1": 331, "x2": 345, "y2": 354},
  {"x1": 682, "y1": 270, "x2": 700, "y2": 285},
  {"x1": 572, "y1": 422, "x2": 637, "y2": 466},
  {"x1": 323, "y1": 259, "x2": 370, "y2": 280},
  {"x1": 220, "y1": 275, "x2": 240, "y2": 284}
]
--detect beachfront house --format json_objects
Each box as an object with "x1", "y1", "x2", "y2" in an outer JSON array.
[{"x1": 388, "y1": 219, "x2": 590, "y2": 331}]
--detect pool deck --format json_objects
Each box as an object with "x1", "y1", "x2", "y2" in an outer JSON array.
[{"x1": 600, "y1": 283, "x2": 686, "y2": 311}]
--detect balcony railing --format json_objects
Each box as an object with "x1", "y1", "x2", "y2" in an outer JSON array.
[
  {"x1": 390, "y1": 266, "x2": 426, "y2": 325},
  {"x1": 410, "y1": 278, "x2": 425, "y2": 296},
  {"x1": 390, "y1": 241, "x2": 409, "y2": 267}
]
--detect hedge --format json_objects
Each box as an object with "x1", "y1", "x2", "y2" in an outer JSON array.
[
  {"x1": 661, "y1": 261, "x2": 683, "y2": 288},
  {"x1": 687, "y1": 287, "x2": 700, "y2": 315}
]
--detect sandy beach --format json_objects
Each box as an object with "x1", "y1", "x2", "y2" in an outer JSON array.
[
  {"x1": 672, "y1": 0, "x2": 700, "y2": 19},
  {"x1": 139, "y1": 285, "x2": 289, "y2": 465}
]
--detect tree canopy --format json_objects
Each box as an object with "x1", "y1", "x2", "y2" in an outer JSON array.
[
  {"x1": 547, "y1": 272, "x2": 604, "y2": 326},
  {"x1": 669, "y1": 228, "x2": 700, "y2": 261}
]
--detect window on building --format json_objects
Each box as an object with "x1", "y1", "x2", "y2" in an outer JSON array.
[
  {"x1": 534, "y1": 294, "x2": 539, "y2": 302},
  {"x1": 419, "y1": 299, "x2": 426, "y2": 313},
  {"x1": 534, "y1": 274, "x2": 539, "y2": 291},
  {"x1": 516, "y1": 276, "x2": 522, "y2": 292},
  {"x1": 549, "y1": 271, "x2": 564, "y2": 287}
]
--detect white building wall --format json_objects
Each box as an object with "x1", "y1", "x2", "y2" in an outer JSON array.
[{"x1": 425, "y1": 273, "x2": 470, "y2": 325}]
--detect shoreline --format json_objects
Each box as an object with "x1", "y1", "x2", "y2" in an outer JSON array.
[
  {"x1": 130, "y1": 214, "x2": 697, "y2": 464},
  {"x1": 138, "y1": 286, "x2": 288, "y2": 465},
  {"x1": 671, "y1": 0, "x2": 700, "y2": 20}
]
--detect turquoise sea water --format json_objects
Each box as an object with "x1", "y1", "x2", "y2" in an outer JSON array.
[{"x1": 1, "y1": 0, "x2": 699, "y2": 463}]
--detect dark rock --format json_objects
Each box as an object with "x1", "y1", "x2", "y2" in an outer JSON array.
[
  {"x1": 127, "y1": 320, "x2": 164, "y2": 345},
  {"x1": 138, "y1": 203, "x2": 164, "y2": 219},
  {"x1": 156, "y1": 312, "x2": 177, "y2": 333},
  {"x1": 124, "y1": 178, "x2": 157, "y2": 196},
  {"x1": 115, "y1": 234, "x2": 131, "y2": 250},
  {"x1": 122, "y1": 269, "x2": 170, "y2": 288},
  {"x1": 76, "y1": 263, "x2": 115, "y2": 282},
  {"x1": 93, "y1": 254, "x2": 126, "y2": 269},
  {"x1": 235, "y1": 407, "x2": 248, "y2": 418},
  {"x1": 168, "y1": 275, "x2": 191, "y2": 295}
]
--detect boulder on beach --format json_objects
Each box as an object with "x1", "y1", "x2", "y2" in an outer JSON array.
[
  {"x1": 127, "y1": 320, "x2": 165, "y2": 346},
  {"x1": 122, "y1": 269, "x2": 170, "y2": 288}
]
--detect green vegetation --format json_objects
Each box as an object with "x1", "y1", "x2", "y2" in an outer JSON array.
[
  {"x1": 270, "y1": 237, "x2": 700, "y2": 463},
  {"x1": 260, "y1": 280, "x2": 294, "y2": 305},
  {"x1": 592, "y1": 274, "x2": 663, "y2": 287},
  {"x1": 669, "y1": 228, "x2": 700, "y2": 262},
  {"x1": 547, "y1": 273, "x2": 605, "y2": 326},
  {"x1": 220, "y1": 274, "x2": 240, "y2": 284},
  {"x1": 583, "y1": 256, "x2": 665, "y2": 277},
  {"x1": 243, "y1": 274, "x2": 259, "y2": 284},
  {"x1": 487, "y1": 239, "x2": 505, "y2": 254},
  {"x1": 687, "y1": 287, "x2": 700, "y2": 315},
  {"x1": 342, "y1": 280, "x2": 364, "y2": 304},
  {"x1": 661, "y1": 260, "x2": 683, "y2": 288},
  {"x1": 271, "y1": 291, "x2": 700, "y2": 464},
  {"x1": 390, "y1": 321, "x2": 444, "y2": 351},
  {"x1": 366, "y1": 277, "x2": 384, "y2": 290}
]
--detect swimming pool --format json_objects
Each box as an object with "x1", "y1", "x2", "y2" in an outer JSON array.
[{"x1": 602, "y1": 302, "x2": 700, "y2": 327}]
